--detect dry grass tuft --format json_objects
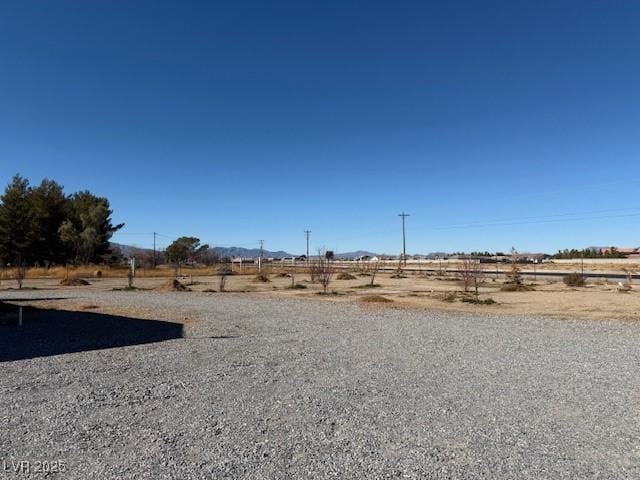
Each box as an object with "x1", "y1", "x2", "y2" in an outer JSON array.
[{"x1": 254, "y1": 274, "x2": 271, "y2": 282}]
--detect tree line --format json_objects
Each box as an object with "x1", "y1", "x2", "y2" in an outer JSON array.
[
  {"x1": 0, "y1": 174, "x2": 123, "y2": 267},
  {"x1": 551, "y1": 248, "x2": 626, "y2": 259}
]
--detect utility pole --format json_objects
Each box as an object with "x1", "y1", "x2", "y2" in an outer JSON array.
[
  {"x1": 398, "y1": 212, "x2": 409, "y2": 266},
  {"x1": 304, "y1": 230, "x2": 311, "y2": 262},
  {"x1": 153, "y1": 232, "x2": 157, "y2": 267},
  {"x1": 258, "y1": 240, "x2": 264, "y2": 272}
]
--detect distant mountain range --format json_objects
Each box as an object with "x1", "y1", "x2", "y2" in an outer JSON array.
[
  {"x1": 111, "y1": 242, "x2": 294, "y2": 259},
  {"x1": 111, "y1": 243, "x2": 383, "y2": 260},
  {"x1": 211, "y1": 246, "x2": 294, "y2": 259}
]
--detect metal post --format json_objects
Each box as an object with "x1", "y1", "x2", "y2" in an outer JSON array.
[
  {"x1": 398, "y1": 212, "x2": 409, "y2": 266},
  {"x1": 304, "y1": 230, "x2": 311, "y2": 263},
  {"x1": 153, "y1": 232, "x2": 157, "y2": 267},
  {"x1": 18, "y1": 306, "x2": 23, "y2": 327}
]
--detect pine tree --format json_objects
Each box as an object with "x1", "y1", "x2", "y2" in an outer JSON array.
[
  {"x1": 29, "y1": 178, "x2": 68, "y2": 266},
  {"x1": 0, "y1": 174, "x2": 35, "y2": 266},
  {"x1": 59, "y1": 191, "x2": 124, "y2": 264}
]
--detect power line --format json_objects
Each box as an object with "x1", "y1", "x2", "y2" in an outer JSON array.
[
  {"x1": 419, "y1": 211, "x2": 640, "y2": 231},
  {"x1": 320, "y1": 206, "x2": 640, "y2": 245},
  {"x1": 514, "y1": 178, "x2": 640, "y2": 200}
]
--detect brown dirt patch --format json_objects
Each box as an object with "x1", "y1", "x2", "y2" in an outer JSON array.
[
  {"x1": 337, "y1": 273, "x2": 357, "y2": 280},
  {"x1": 360, "y1": 295, "x2": 393, "y2": 303}
]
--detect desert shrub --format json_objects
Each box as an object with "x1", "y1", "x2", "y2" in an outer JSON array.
[
  {"x1": 563, "y1": 273, "x2": 586, "y2": 287},
  {"x1": 442, "y1": 292, "x2": 456, "y2": 302},
  {"x1": 500, "y1": 254, "x2": 533, "y2": 291},
  {"x1": 254, "y1": 274, "x2": 270, "y2": 282},
  {"x1": 288, "y1": 283, "x2": 307, "y2": 289}
]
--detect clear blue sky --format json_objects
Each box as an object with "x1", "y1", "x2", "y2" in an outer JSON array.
[{"x1": 2, "y1": 1, "x2": 639, "y2": 254}]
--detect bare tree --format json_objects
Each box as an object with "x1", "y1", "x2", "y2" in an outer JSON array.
[
  {"x1": 458, "y1": 258, "x2": 485, "y2": 299},
  {"x1": 370, "y1": 258, "x2": 382, "y2": 286},
  {"x1": 315, "y1": 248, "x2": 334, "y2": 294},
  {"x1": 505, "y1": 248, "x2": 523, "y2": 286}
]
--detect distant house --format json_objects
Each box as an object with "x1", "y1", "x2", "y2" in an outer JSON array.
[
  {"x1": 231, "y1": 257, "x2": 255, "y2": 263},
  {"x1": 519, "y1": 253, "x2": 549, "y2": 263}
]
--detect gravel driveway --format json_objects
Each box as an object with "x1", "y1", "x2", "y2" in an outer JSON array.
[{"x1": 1, "y1": 289, "x2": 639, "y2": 479}]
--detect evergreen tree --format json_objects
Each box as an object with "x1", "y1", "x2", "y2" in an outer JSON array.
[
  {"x1": 0, "y1": 175, "x2": 35, "y2": 266},
  {"x1": 165, "y1": 237, "x2": 208, "y2": 265},
  {"x1": 29, "y1": 178, "x2": 68, "y2": 266},
  {"x1": 59, "y1": 191, "x2": 124, "y2": 264}
]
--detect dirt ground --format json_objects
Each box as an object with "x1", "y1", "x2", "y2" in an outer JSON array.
[{"x1": 3, "y1": 270, "x2": 639, "y2": 322}]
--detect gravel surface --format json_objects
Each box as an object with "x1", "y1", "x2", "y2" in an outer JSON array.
[{"x1": 1, "y1": 288, "x2": 639, "y2": 479}]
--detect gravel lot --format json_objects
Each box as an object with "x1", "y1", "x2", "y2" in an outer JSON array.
[{"x1": 1, "y1": 288, "x2": 639, "y2": 479}]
